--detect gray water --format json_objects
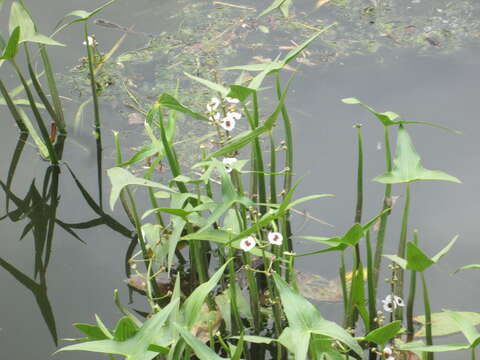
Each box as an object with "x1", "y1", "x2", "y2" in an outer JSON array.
[{"x1": 0, "y1": 0, "x2": 479, "y2": 359}]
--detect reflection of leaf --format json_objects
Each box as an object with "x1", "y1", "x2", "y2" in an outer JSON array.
[
  {"x1": 0, "y1": 257, "x2": 58, "y2": 344},
  {"x1": 415, "y1": 312, "x2": 480, "y2": 338},
  {"x1": 374, "y1": 126, "x2": 460, "y2": 184}
]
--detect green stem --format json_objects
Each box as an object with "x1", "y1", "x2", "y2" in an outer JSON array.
[
  {"x1": 407, "y1": 230, "x2": 419, "y2": 342},
  {"x1": 395, "y1": 183, "x2": 411, "y2": 321},
  {"x1": 373, "y1": 126, "x2": 393, "y2": 289},
  {"x1": 421, "y1": 272, "x2": 433, "y2": 360},
  {"x1": 366, "y1": 231, "x2": 376, "y2": 334},
  {"x1": 84, "y1": 23, "x2": 103, "y2": 208}
]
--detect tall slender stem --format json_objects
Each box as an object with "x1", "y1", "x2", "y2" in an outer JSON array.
[
  {"x1": 84, "y1": 22, "x2": 103, "y2": 208},
  {"x1": 373, "y1": 126, "x2": 393, "y2": 288},
  {"x1": 421, "y1": 272, "x2": 433, "y2": 360},
  {"x1": 407, "y1": 230, "x2": 419, "y2": 342},
  {"x1": 395, "y1": 183, "x2": 411, "y2": 320}
]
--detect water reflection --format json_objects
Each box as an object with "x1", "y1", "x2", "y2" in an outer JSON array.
[{"x1": 0, "y1": 133, "x2": 135, "y2": 347}]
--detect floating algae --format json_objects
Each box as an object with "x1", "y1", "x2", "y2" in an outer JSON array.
[{"x1": 58, "y1": 0, "x2": 480, "y2": 170}]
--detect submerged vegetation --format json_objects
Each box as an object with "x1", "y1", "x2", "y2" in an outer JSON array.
[{"x1": 1, "y1": 0, "x2": 479, "y2": 359}]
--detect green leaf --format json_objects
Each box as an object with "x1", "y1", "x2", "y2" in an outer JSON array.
[
  {"x1": 184, "y1": 72, "x2": 229, "y2": 95},
  {"x1": 342, "y1": 97, "x2": 461, "y2": 134},
  {"x1": 114, "y1": 317, "x2": 139, "y2": 341},
  {"x1": 0, "y1": 26, "x2": 20, "y2": 59},
  {"x1": 174, "y1": 324, "x2": 226, "y2": 360},
  {"x1": 182, "y1": 261, "x2": 230, "y2": 329},
  {"x1": 373, "y1": 126, "x2": 461, "y2": 184},
  {"x1": 363, "y1": 321, "x2": 402, "y2": 345},
  {"x1": 446, "y1": 311, "x2": 480, "y2": 346},
  {"x1": 107, "y1": 167, "x2": 174, "y2": 210},
  {"x1": 414, "y1": 311, "x2": 480, "y2": 337},
  {"x1": 432, "y1": 235, "x2": 458, "y2": 263},
  {"x1": 158, "y1": 93, "x2": 209, "y2": 122},
  {"x1": 227, "y1": 85, "x2": 255, "y2": 102},
  {"x1": 273, "y1": 273, "x2": 363, "y2": 358},
  {"x1": 383, "y1": 254, "x2": 407, "y2": 270},
  {"x1": 406, "y1": 242, "x2": 434, "y2": 272},
  {"x1": 258, "y1": 0, "x2": 289, "y2": 17},
  {"x1": 9, "y1": 2, "x2": 64, "y2": 46},
  {"x1": 53, "y1": 0, "x2": 120, "y2": 35},
  {"x1": 73, "y1": 324, "x2": 109, "y2": 340},
  {"x1": 57, "y1": 299, "x2": 179, "y2": 359}
]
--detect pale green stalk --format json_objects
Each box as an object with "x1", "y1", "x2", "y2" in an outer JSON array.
[
  {"x1": 395, "y1": 183, "x2": 411, "y2": 321},
  {"x1": 373, "y1": 126, "x2": 393, "y2": 288},
  {"x1": 421, "y1": 272, "x2": 433, "y2": 360}
]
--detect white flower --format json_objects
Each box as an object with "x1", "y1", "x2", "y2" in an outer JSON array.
[
  {"x1": 383, "y1": 346, "x2": 394, "y2": 359},
  {"x1": 206, "y1": 97, "x2": 220, "y2": 112},
  {"x1": 226, "y1": 97, "x2": 240, "y2": 104},
  {"x1": 240, "y1": 236, "x2": 256, "y2": 252},
  {"x1": 223, "y1": 157, "x2": 237, "y2": 173},
  {"x1": 220, "y1": 117, "x2": 236, "y2": 131},
  {"x1": 268, "y1": 232, "x2": 283, "y2": 246},
  {"x1": 226, "y1": 111, "x2": 242, "y2": 121},
  {"x1": 382, "y1": 295, "x2": 396, "y2": 313},
  {"x1": 393, "y1": 295, "x2": 405, "y2": 307},
  {"x1": 83, "y1": 36, "x2": 98, "y2": 47}
]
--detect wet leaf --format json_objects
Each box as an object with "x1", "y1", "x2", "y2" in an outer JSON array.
[{"x1": 374, "y1": 126, "x2": 460, "y2": 184}]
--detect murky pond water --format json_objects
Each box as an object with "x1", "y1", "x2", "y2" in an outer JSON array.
[{"x1": 1, "y1": 0, "x2": 479, "y2": 358}]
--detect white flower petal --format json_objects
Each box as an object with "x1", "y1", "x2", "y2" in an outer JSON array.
[
  {"x1": 394, "y1": 296, "x2": 405, "y2": 307},
  {"x1": 226, "y1": 97, "x2": 240, "y2": 104},
  {"x1": 83, "y1": 36, "x2": 97, "y2": 47},
  {"x1": 268, "y1": 232, "x2": 283, "y2": 245},
  {"x1": 383, "y1": 346, "x2": 393, "y2": 356},
  {"x1": 207, "y1": 97, "x2": 221, "y2": 112},
  {"x1": 240, "y1": 236, "x2": 256, "y2": 252},
  {"x1": 220, "y1": 117, "x2": 236, "y2": 131},
  {"x1": 223, "y1": 157, "x2": 237, "y2": 173},
  {"x1": 227, "y1": 111, "x2": 242, "y2": 121},
  {"x1": 382, "y1": 295, "x2": 396, "y2": 313}
]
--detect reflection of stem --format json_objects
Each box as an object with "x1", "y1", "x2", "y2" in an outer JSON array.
[
  {"x1": 5, "y1": 134, "x2": 28, "y2": 212},
  {"x1": 395, "y1": 183, "x2": 411, "y2": 321}
]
